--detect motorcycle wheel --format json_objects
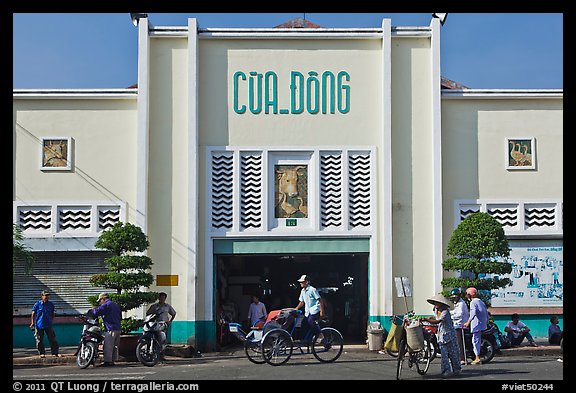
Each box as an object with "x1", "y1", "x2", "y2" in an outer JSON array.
[
  {"x1": 136, "y1": 340, "x2": 161, "y2": 367},
  {"x1": 76, "y1": 342, "x2": 96, "y2": 369},
  {"x1": 479, "y1": 337, "x2": 496, "y2": 363}
]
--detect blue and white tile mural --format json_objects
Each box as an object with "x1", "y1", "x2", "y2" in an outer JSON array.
[{"x1": 485, "y1": 241, "x2": 563, "y2": 307}]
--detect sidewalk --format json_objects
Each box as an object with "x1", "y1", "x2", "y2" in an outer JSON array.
[{"x1": 13, "y1": 340, "x2": 561, "y2": 366}]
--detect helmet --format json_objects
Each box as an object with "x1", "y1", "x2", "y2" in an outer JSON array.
[
  {"x1": 466, "y1": 287, "x2": 478, "y2": 297},
  {"x1": 449, "y1": 288, "x2": 460, "y2": 297}
]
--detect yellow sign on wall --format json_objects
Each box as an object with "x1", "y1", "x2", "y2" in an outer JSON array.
[{"x1": 156, "y1": 275, "x2": 179, "y2": 286}]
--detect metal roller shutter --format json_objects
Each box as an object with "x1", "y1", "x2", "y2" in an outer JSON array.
[{"x1": 13, "y1": 251, "x2": 111, "y2": 316}]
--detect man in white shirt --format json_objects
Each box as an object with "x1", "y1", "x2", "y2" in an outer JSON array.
[
  {"x1": 294, "y1": 274, "x2": 324, "y2": 342},
  {"x1": 505, "y1": 313, "x2": 538, "y2": 347},
  {"x1": 449, "y1": 288, "x2": 469, "y2": 365}
]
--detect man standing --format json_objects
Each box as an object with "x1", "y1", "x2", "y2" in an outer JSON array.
[
  {"x1": 30, "y1": 290, "x2": 61, "y2": 358},
  {"x1": 93, "y1": 293, "x2": 122, "y2": 366},
  {"x1": 463, "y1": 287, "x2": 488, "y2": 365},
  {"x1": 294, "y1": 274, "x2": 324, "y2": 342},
  {"x1": 146, "y1": 292, "x2": 177, "y2": 325},
  {"x1": 247, "y1": 294, "x2": 267, "y2": 327},
  {"x1": 449, "y1": 288, "x2": 469, "y2": 365}
]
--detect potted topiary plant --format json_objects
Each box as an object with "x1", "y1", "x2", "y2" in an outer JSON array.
[
  {"x1": 89, "y1": 222, "x2": 158, "y2": 359},
  {"x1": 441, "y1": 211, "x2": 513, "y2": 306}
]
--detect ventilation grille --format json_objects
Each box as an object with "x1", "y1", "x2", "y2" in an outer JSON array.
[
  {"x1": 15, "y1": 203, "x2": 123, "y2": 236},
  {"x1": 98, "y1": 207, "x2": 121, "y2": 231},
  {"x1": 348, "y1": 152, "x2": 371, "y2": 228},
  {"x1": 455, "y1": 200, "x2": 562, "y2": 236},
  {"x1": 19, "y1": 207, "x2": 52, "y2": 231},
  {"x1": 59, "y1": 206, "x2": 91, "y2": 231},
  {"x1": 240, "y1": 153, "x2": 263, "y2": 229},
  {"x1": 487, "y1": 206, "x2": 518, "y2": 228},
  {"x1": 459, "y1": 205, "x2": 480, "y2": 221},
  {"x1": 525, "y1": 205, "x2": 556, "y2": 228},
  {"x1": 320, "y1": 153, "x2": 342, "y2": 228},
  {"x1": 211, "y1": 153, "x2": 234, "y2": 229}
]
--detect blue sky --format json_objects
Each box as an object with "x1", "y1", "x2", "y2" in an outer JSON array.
[{"x1": 13, "y1": 13, "x2": 563, "y2": 90}]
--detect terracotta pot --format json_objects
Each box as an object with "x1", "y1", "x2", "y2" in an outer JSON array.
[{"x1": 118, "y1": 334, "x2": 139, "y2": 361}]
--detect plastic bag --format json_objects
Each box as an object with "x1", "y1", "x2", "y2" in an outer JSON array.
[{"x1": 384, "y1": 322, "x2": 402, "y2": 352}]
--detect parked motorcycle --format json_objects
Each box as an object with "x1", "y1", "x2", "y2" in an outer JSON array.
[
  {"x1": 421, "y1": 320, "x2": 439, "y2": 361},
  {"x1": 136, "y1": 313, "x2": 168, "y2": 367},
  {"x1": 75, "y1": 310, "x2": 105, "y2": 369},
  {"x1": 463, "y1": 322, "x2": 498, "y2": 363}
]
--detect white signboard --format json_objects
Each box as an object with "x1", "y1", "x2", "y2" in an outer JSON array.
[
  {"x1": 488, "y1": 241, "x2": 563, "y2": 307},
  {"x1": 394, "y1": 276, "x2": 412, "y2": 298}
]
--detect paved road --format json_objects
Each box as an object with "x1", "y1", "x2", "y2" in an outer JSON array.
[{"x1": 13, "y1": 347, "x2": 563, "y2": 385}]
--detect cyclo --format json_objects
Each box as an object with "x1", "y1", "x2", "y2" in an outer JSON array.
[{"x1": 228, "y1": 308, "x2": 344, "y2": 366}]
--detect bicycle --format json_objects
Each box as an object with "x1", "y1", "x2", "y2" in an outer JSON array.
[
  {"x1": 385, "y1": 314, "x2": 438, "y2": 361},
  {"x1": 395, "y1": 312, "x2": 433, "y2": 380},
  {"x1": 229, "y1": 308, "x2": 344, "y2": 366}
]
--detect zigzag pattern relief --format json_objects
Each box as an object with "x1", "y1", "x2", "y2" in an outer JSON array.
[
  {"x1": 488, "y1": 207, "x2": 518, "y2": 228},
  {"x1": 19, "y1": 209, "x2": 52, "y2": 231},
  {"x1": 348, "y1": 153, "x2": 371, "y2": 228},
  {"x1": 211, "y1": 153, "x2": 234, "y2": 229},
  {"x1": 460, "y1": 207, "x2": 480, "y2": 221},
  {"x1": 59, "y1": 208, "x2": 91, "y2": 230},
  {"x1": 320, "y1": 153, "x2": 342, "y2": 228},
  {"x1": 98, "y1": 208, "x2": 120, "y2": 231},
  {"x1": 525, "y1": 207, "x2": 556, "y2": 228},
  {"x1": 241, "y1": 154, "x2": 262, "y2": 229}
]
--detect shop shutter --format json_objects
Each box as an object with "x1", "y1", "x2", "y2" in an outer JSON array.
[{"x1": 13, "y1": 251, "x2": 110, "y2": 316}]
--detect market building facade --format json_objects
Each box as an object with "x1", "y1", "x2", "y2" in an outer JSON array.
[{"x1": 13, "y1": 17, "x2": 563, "y2": 349}]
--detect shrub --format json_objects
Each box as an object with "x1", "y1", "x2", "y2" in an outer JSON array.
[
  {"x1": 441, "y1": 212, "x2": 512, "y2": 306},
  {"x1": 89, "y1": 222, "x2": 158, "y2": 334}
]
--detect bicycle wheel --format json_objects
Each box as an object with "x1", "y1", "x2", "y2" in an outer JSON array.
[
  {"x1": 311, "y1": 327, "x2": 344, "y2": 363},
  {"x1": 414, "y1": 337, "x2": 432, "y2": 375},
  {"x1": 261, "y1": 329, "x2": 293, "y2": 366},
  {"x1": 244, "y1": 341, "x2": 265, "y2": 364},
  {"x1": 396, "y1": 339, "x2": 407, "y2": 380}
]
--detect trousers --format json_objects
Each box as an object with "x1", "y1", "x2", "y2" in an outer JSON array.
[
  {"x1": 34, "y1": 326, "x2": 59, "y2": 355},
  {"x1": 439, "y1": 339, "x2": 462, "y2": 374},
  {"x1": 104, "y1": 330, "x2": 121, "y2": 363}
]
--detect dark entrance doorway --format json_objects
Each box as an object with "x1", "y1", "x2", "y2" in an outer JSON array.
[{"x1": 216, "y1": 253, "x2": 368, "y2": 345}]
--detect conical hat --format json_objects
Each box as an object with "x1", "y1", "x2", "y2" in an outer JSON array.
[{"x1": 426, "y1": 294, "x2": 453, "y2": 310}]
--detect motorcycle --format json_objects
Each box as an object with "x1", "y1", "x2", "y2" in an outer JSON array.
[
  {"x1": 135, "y1": 313, "x2": 168, "y2": 367},
  {"x1": 75, "y1": 310, "x2": 105, "y2": 369},
  {"x1": 421, "y1": 320, "x2": 439, "y2": 361},
  {"x1": 463, "y1": 322, "x2": 498, "y2": 363}
]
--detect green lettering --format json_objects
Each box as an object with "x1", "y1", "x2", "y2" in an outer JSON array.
[
  {"x1": 264, "y1": 71, "x2": 278, "y2": 114},
  {"x1": 248, "y1": 72, "x2": 262, "y2": 114},
  {"x1": 290, "y1": 71, "x2": 304, "y2": 114},
  {"x1": 337, "y1": 71, "x2": 350, "y2": 114},
  {"x1": 233, "y1": 71, "x2": 246, "y2": 114}
]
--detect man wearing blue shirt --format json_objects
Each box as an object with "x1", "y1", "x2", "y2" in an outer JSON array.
[
  {"x1": 294, "y1": 275, "x2": 324, "y2": 342},
  {"x1": 93, "y1": 292, "x2": 122, "y2": 366},
  {"x1": 30, "y1": 290, "x2": 61, "y2": 358}
]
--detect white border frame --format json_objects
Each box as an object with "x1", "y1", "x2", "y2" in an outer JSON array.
[
  {"x1": 269, "y1": 152, "x2": 315, "y2": 231},
  {"x1": 40, "y1": 137, "x2": 73, "y2": 171},
  {"x1": 505, "y1": 137, "x2": 536, "y2": 170}
]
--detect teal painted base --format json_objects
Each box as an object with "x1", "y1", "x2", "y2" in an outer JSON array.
[
  {"x1": 13, "y1": 320, "x2": 218, "y2": 350},
  {"x1": 13, "y1": 324, "x2": 83, "y2": 348},
  {"x1": 166, "y1": 320, "x2": 217, "y2": 351},
  {"x1": 369, "y1": 314, "x2": 563, "y2": 341},
  {"x1": 493, "y1": 314, "x2": 563, "y2": 340}
]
